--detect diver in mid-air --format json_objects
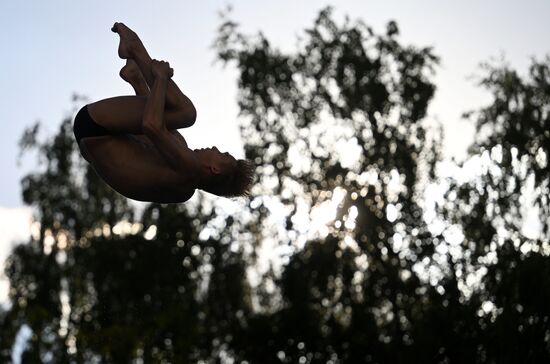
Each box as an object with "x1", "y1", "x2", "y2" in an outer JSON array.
[{"x1": 73, "y1": 22, "x2": 254, "y2": 203}]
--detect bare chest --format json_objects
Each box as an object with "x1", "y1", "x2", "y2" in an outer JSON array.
[{"x1": 80, "y1": 136, "x2": 195, "y2": 203}]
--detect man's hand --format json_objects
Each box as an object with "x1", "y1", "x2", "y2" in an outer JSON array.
[{"x1": 151, "y1": 59, "x2": 174, "y2": 79}]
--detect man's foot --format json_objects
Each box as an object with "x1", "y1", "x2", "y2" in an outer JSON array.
[
  {"x1": 111, "y1": 22, "x2": 142, "y2": 59},
  {"x1": 119, "y1": 59, "x2": 144, "y2": 84}
]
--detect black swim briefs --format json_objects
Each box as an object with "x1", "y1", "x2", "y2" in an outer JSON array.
[{"x1": 73, "y1": 105, "x2": 110, "y2": 145}]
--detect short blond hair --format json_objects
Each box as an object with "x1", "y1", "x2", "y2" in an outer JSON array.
[{"x1": 203, "y1": 159, "x2": 255, "y2": 198}]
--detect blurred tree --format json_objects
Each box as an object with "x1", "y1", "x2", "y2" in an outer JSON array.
[
  {"x1": 214, "y1": 6, "x2": 468, "y2": 363},
  {"x1": 214, "y1": 6, "x2": 549, "y2": 363},
  {"x1": 439, "y1": 58, "x2": 550, "y2": 362},
  {"x1": 0, "y1": 99, "x2": 252, "y2": 362},
  {"x1": 1, "y1": 95, "x2": 134, "y2": 362}
]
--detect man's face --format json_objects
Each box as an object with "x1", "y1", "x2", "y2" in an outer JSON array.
[{"x1": 195, "y1": 146, "x2": 237, "y2": 175}]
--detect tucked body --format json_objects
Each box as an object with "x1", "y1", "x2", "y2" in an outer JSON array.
[{"x1": 74, "y1": 23, "x2": 254, "y2": 203}]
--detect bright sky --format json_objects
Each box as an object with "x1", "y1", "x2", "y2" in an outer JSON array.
[{"x1": 0, "y1": 0, "x2": 549, "y2": 301}]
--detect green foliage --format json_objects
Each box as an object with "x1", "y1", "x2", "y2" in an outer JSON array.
[
  {"x1": 1, "y1": 101, "x2": 252, "y2": 362},
  {"x1": 439, "y1": 57, "x2": 550, "y2": 363},
  {"x1": 215, "y1": 7, "x2": 451, "y2": 361},
  {"x1": 1, "y1": 7, "x2": 549, "y2": 364}
]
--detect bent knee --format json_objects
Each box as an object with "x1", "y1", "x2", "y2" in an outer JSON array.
[
  {"x1": 183, "y1": 105, "x2": 197, "y2": 126},
  {"x1": 171, "y1": 106, "x2": 196, "y2": 128}
]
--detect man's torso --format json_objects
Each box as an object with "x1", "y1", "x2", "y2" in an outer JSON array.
[{"x1": 80, "y1": 132, "x2": 195, "y2": 203}]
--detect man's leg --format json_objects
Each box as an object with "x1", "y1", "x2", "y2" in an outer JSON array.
[
  {"x1": 87, "y1": 23, "x2": 197, "y2": 134},
  {"x1": 112, "y1": 22, "x2": 196, "y2": 120},
  {"x1": 121, "y1": 60, "x2": 188, "y2": 145},
  {"x1": 120, "y1": 59, "x2": 149, "y2": 97},
  {"x1": 87, "y1": 69, "x2": 191, "y2": 134},
  {"x1": 87, "y1": 96, "x2": 179, "y2": 134},
  {"x1": 87, "y1": 74, "x2": 194, "y2": 134},
  {"x1": 118, "y1": 60, "x2": 160, "y2": 147}
]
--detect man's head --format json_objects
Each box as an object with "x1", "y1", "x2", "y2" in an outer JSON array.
[{"x1": 195, "y1": 146, "x2": 254, "y2": 197}]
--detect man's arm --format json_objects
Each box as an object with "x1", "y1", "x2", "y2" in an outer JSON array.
[{"x1": 142, "y1": 60, "x2": 199, "y2": 181}]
